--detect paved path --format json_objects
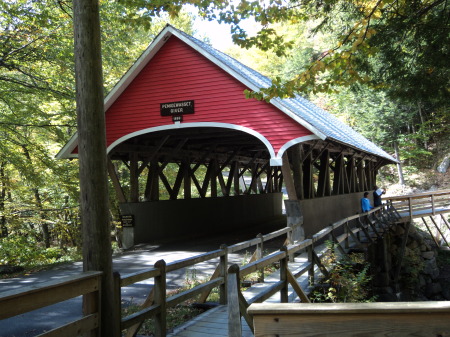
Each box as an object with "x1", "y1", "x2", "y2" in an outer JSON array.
[{"x1": 0, "y1": 222, "x2": 286, "y2": 337}]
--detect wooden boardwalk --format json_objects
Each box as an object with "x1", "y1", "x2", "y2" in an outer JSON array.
[
  {"x1": 168, "y1": 305, "x2": 252, "y2": 337},
  {"x1": 167, "y1": 252, "x2": 319, "y2": 337}
]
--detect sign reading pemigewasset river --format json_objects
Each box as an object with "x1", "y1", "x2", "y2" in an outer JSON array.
[{"x1": 160, "y1": 100, "x2": 194, "y2": 116}]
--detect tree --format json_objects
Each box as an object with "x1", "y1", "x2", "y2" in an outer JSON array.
[{"x1": 72, "y1": 0, "x2": 119, "y2": 335}]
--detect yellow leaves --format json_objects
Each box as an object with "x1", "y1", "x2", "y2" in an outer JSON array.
[
  {"x1": 341, "y1": 51, "x2": 351, "y2": 59},
  {"x1": 372, "y1": 9, "x2": 382, "y2": 19}
]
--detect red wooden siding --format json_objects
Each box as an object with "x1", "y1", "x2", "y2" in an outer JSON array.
[{"x1": 105, "y1": 36, "x2": 313, "y2": 155}]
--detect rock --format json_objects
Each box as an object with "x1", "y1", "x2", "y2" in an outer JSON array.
[
  {"x1": 377, "y1": 293, "x2": 398, "y2": 302},
  {"x1": 437, "y1": 155, "x2": 450, "y2": 173},
  {"x1": 418, "y1": 275, "x2": 427, "y2": 288},
  {"x1": 421, "y1": 251, "x2": 435, "y2": 259},
  {"x1": 395, "y1": 226, "x2": 405, "y2": 236},
  {"x1": 407, "y1": 240, "x2": 419, "y2": 250},
  {"x1": 423, "y1": 258, "x2": 440, "y2": 279},
  {"x1": 441, "y1": 284, "x2": 450, "y2": 300},
  {"x1": 373, "y1": 272, "x2": 391, "y2": 287},
  {"x1": 425, "y1": 282, "x2": 442, "y2": 297}
]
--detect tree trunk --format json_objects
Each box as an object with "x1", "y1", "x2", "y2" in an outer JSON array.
[
  {"x1": 0, "y1": 162, "x2": 7, "y2": 237},
  {"x1": 394, "y1": 141, "x2": 405, "y2": 186},
  {"x1": 22, "y1": 145, "x2": 50, "y2": 247},
  {"x1": 72, "y1": 1, "x2": 119, "y2": 336}
]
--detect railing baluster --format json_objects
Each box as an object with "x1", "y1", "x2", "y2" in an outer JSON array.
[
  {"x1": 219, "y1": 244, "x2": 228, "y2": 305},
  {"x1": 227, "y1": 264, "x2": 242, "y2": 337},
  {"x1": 280, "y1": 246, "x2": 288, "y2": 303},
  {"x1": 154, "y1": 260, "x2": 167, "y2": 337}
]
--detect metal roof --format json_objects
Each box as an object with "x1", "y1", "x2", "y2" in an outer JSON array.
[{"x1": 173, "y1": 26, "x2": 396, "y2": 163}]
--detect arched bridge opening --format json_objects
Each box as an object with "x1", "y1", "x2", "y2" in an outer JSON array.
[{"x1": 107, "y1": 126, "x2": 285, "y2": 248}]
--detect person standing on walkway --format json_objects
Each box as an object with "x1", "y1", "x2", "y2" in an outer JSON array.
[
  {"x1": 361, "y1": 192, "x2": 373, "y2": 212},
  {"x1": 373, "y1": 185, "x2": 386, "y2": 207}
]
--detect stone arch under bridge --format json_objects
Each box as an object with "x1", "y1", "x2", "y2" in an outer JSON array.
[{"x1": 58, "y1": 25, "x2": 396, "y2": 248}]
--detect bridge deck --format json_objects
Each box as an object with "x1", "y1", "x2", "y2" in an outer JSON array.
[{"x1": 398, "y1": 206, "x2": 450, "y2": 220}]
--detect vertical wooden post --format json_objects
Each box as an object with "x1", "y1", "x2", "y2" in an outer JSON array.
[
  {"x1": 113, "y1": 272, "x2": 122, "y2": 335},
  {"x1": 227, "y1": 264, "x2": 242, "y2": 337},
  {"x1": 150, "y1": 159, "x2": 160, "y2": 201},
  {"x1": 130, "y1": 153, "x2": 139, "y2": 203},
  {"x1": 281, "y1": 152, "x2": 297, "y2": 200},
  {"x1": 183, "y1": 159, "x2": 191, "y2": 199},
  {"x1": 317, "y1": 150, "x2": 330, "y2": 197},
  {"x1": 307, "y1": 244, "x2": 315, "y2": 285},
  {"x1": 333, "y1": 155, "x2": 342, "y2": 195},
  {"x1": 256, "y1": 233, "x2": 264, "y2": 283},
  {"x1": 154, "y1": 260, "x2": 167, "y2": 337},
  {"x1": 291, "y1": 145, "x2": 304, "y2": 200},
  {"x1": 408, "y1": 197, "x2": 413, "y2": 222},
  {"x1": 303, "y1": 154, "x2": 313, "y2": 199},
  {"x1": 233, "y1": 163, "x2": 240, "y2": 195},
  {"x1": 280, "y1": 246, "x2": 288, "y2": 303},
  {"x1": 210, "y1": 158, "x2": 218, "y2": 197},
  {"x1": 83, "y1": 275, "x2": 101, "y2": 337},
  {"x1": 219, "y1": 244, "x2": 228, "y2": 305}
]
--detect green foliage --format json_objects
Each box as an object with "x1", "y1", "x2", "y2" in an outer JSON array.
[
  {"x1": 310, "y1": 244, "x2": 375, "y2": 303},
  {"x1": 0, "y1": 0, "x2": 199, "y2": 266},
  {"x1": 0, "y1": 235, "x2": 80, "y2": 268},
  {"x1": 122, "y1": 268, "x2": 216, "y2": 335}
]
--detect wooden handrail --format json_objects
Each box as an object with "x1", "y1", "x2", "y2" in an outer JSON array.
[
  {"x1": 386, "y1": 190, "x2": 450, "y2": 221},
  {"x1": 0, "y1": 271, "x2": 102, "y2": 337},
  {"x1": 226, "y1": 205, "x2": 401, "y2": 335},
  {"x1": 249, "y1": 302, "x2": 450, "y2": 337}
]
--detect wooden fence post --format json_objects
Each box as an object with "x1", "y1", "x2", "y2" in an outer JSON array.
[
  {"x1": 257, "y1": 233, "x2": 265, "y2": 283},
  {"x1": 113, "y1": 271, "x2": 122, "y2": 336},
  {"x1": 280, "y1": 246, "x2": 288, "y2": 303},
  {"x1": 83, "y1": 276, "x2": 101, "y2": 337},
  {"x1": 307, "y1": 243, "x2": 314, "y2": 285},
  {"x1": 154, "y1": 260, "x2": 167, "y2": 337},
  {"x1": 220, "y1": 244, "x2": 228, "y2": 305},
  {"x1": 227, "y1": 264, "x2": 242, "y2": 337}
]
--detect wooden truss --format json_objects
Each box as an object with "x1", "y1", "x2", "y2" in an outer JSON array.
[{"x1": 107, "y1": 130, "x2": 384, "y2": 203}]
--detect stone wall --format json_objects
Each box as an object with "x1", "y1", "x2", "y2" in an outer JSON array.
[{"x1": 370, "y1": 222, "x2": 450, "y2": 301}]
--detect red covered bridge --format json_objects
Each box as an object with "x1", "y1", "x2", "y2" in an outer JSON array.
[{"x1": 58, "y1": 25, "x2": 396, "y2": 248}]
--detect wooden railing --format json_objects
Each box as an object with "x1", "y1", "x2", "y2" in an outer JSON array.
[
  {"x1": 118, "y1": 225, "x2": 293, "y2": 337},
  {"x1": 0, "y1": 271, "x2": 102, "y2": 337},
  {"x1": 0, "y1": 204, "x2": 401, "y2": 337},
  {"x1": 248, "y1": 302, "x2": 450, "y2": 337},
  {"x1": 386, "y1": 190, "x2": 450, "y2": 247},
  {"x1": 386, "y1": 190, "x2": 450, "y2": 220},
  {"x1": 227, "y1": 205, "x2": 401, "y2": 336}
]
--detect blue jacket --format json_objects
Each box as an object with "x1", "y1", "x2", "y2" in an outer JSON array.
[{"x1": 361, "y1": 197, "x2": 373, "y2": 212}]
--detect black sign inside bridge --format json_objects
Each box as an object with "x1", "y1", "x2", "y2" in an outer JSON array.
[{"x1": 160, "y1": 100, "x2": 194, "y2": 116}]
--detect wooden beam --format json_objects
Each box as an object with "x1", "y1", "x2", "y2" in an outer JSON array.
[
  {"x1": 317, "y1": 150, "x2": 331, "y2": 197},
  {"x1": 137, "y1": 135, "x2": 170, "y2": 175},
  {"x1": 281, "y1": 152, "x2": 297, "y2": 200},
  {"x1": 130, "y1": 152, "x2": 139, "y2": 202},
  {"x1": 107, "y1": 158, "x2": 126, "y2": 203},
  {"x1": 183, "y1": 159, "x2": 191, "y2": 199},
  {"x1": 290, "y1": 145, "x2": 304, "y2": 200}
]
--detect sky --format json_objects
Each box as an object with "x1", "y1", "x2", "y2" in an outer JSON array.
[{"x1": 191, "y1": 15, "x2": 261, "y2": 51}]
